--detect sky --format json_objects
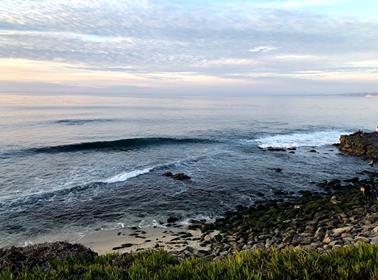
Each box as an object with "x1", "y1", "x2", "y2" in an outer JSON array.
[{"x1": 0, "y1": 0, "x2": 377, "y2": 95}]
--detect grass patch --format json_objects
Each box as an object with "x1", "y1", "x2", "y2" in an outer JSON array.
[{"x1": 2, "y1": 244, "x2": 378, "y2": 279}]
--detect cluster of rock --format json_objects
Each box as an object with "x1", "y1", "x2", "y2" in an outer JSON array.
[
  {"x1": 170, "y1": 172, "x2": 378, "y2": 259},
  {"x1": 260, "y1": 146, "x2": 315, "y2": 154},
  {"x1": 339, "y1": 131, "x2": 378, "y2": 160}
]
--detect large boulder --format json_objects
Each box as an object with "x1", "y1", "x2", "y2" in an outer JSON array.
[{"x1": 339, "y1": 131, "x2": 378, "y2": 159}]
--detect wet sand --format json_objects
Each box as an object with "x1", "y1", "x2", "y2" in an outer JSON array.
[{"x1": 80, "y1": 226, "x2": 207, "y2": 255}]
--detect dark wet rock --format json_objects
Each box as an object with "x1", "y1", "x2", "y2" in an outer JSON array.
[
  {"x1": 167, "y1": 216, "x2": 180, "y2": 223},
  {"x1": 163, "y1": 171, "x2": 173, "y2": 177},
  {"x1": 164, "y1": 172, "x2": 191, "y2": 181},
  {"x1": 339, "y1": 131, "x2": 378, "y2": 159},
  {"x1": 172, "y1": 173, "x2": 191, "y2": 180},
  {"x1": 188, "y1": 221, "x2": 203, "y2": 231},
  {"x1": 255, "y1": 191, "x2": 265, "y2": 197},
  {"x1": 236, "y1": 205, "x2": 248, "y2": 211},
  {"x1": 0, "y1": 242, "x2": 97, "y2": 275},
  {"x1": 272, "y1": 188, "x2": 289, "y2": 196},
  {"x1": 343, "y1": 177, "x2": 360, "y2": 183},
  {"x1": 309, "y1": 149, "x2": 317, "y2": 153},
  {"x1": 287, "y1": 147, "x2": 297, "y2": 151},
  {"x1": 273, "y1": 168, "x2": 283, "y2": 173},
  {"x1": 178, "y1": 232, "x2": 193, "y2": 238},
  {"x1": 267, "y1": 147, "x2": 286, "y2": 152}
]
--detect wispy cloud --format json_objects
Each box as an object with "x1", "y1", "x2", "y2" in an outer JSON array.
[{"x1": 249, "y1": 46, "x2": 277, "y2": 54}]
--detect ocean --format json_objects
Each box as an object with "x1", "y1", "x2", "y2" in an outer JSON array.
[{"x1": 0, "y1": 93, "x2": 377, "y2": 247}]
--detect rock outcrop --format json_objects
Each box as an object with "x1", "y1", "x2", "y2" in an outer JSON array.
[
  {"x1": 0, "y1": 242, "x2": 97, "y2": 275},
  {"x1": 339, "y1": 131, "x2": 378, "y2": 159},
  {"x1": 163, "y1": 172, "x2": 191, "y2": 181}
]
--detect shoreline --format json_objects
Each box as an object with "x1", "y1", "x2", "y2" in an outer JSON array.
[{"x1": 75, "y1": 169, "x2": 378, "y2": 259}]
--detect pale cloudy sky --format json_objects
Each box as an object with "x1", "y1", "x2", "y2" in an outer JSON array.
[{"x1": 0, "y1": 0, "x2": 377, "y2": 95}]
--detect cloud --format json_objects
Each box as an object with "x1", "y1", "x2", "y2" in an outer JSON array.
[
  {"x1": 253, "y1": 0, "x2": 342, "y2": 9},
  {"x1": 274, "y1": 54, "x2": 322, "y2": 60},
  {"x1": 249, "y1": 46, "x2": 277, "y2": 53},
  {"x1": 196, "y1": 58, "x2": 258, "y2": 67},
  {"x1": 0, "y1": 0, "x2": 377, "y2": 94},
  {"x1": 0, "y1": 58, "x2": 250, "y2": 90}
]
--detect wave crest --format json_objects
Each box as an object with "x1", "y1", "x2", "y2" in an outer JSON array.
[
  {"x1": 54, "y1": 119, "x2": 114, "y2": 125},
  {"x1": 102, "y1": 168, "x2": 152, "y2": 183},
  {"x1": 27, "y1": 137, "x2": 214, "y2": 154}
]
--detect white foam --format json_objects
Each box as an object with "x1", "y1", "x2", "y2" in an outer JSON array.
[
  {"x1": 255, "y1": 130, "x2": 348, "y2": 148},
  {"x1": 100, "y1": 154, "x2": 211, "y2": 184},
  {"x1": 117, "y1": 223, "x2": 125, "y2": 229},
  {"x1": 102, "y1": 167, "x2": 152, "y2": 183},
  {"x1": 179, "y1": 215, "x2": 215, "y2": 226},
  {"x1": 152, "y1": 219, "x2": 167, "y2": 228}
]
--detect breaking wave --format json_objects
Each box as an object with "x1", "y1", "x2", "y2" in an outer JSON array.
[
  {"x1": 101, "y1": 168, "x2": 153, "y2": 183},
  {"x1": 255, "y1": 130, "x2": 348, "y2": 148}
]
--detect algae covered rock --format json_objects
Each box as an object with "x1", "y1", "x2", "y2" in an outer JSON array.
[{"x1": 339, "y1": 131, "x2": 378, "y2": 159}]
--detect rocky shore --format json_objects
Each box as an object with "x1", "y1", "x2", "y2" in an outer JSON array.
[
  {"x1": 339, "y1": 131, "x2": 378, "y2": 160},
  {"x1": 200, "y1": 172, "x2": 378, "y2": 256},
  {"x1": 2, "y1": 171, "x2": 377, "y2": 273},
  {"x1": 80, "y1": 171, "x2": 378, "y2": 259},
  {"x1": 161, "y1": 170, "x2": 378, "y2": 259},
  {"x1": 2, "y1": 130, "x2": 378, "y2": 273}
]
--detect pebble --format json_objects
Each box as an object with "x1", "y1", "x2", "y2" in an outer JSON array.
[{"x1": 333, "y1": 226, "x2": 352, "y2": 235}]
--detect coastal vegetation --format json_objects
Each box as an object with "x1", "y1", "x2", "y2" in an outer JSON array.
[{"x1": 1, "y1": 244, "x2": 378, "y2": 279}]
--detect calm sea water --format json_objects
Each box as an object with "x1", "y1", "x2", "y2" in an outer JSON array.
[{"x1": 0, "y1": 94, "x2": 377, "y2": 247}]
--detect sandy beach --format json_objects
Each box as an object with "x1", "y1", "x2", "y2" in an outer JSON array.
[{"x1": 80, "y1": 225, "x2": 206, "y2": 255}]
